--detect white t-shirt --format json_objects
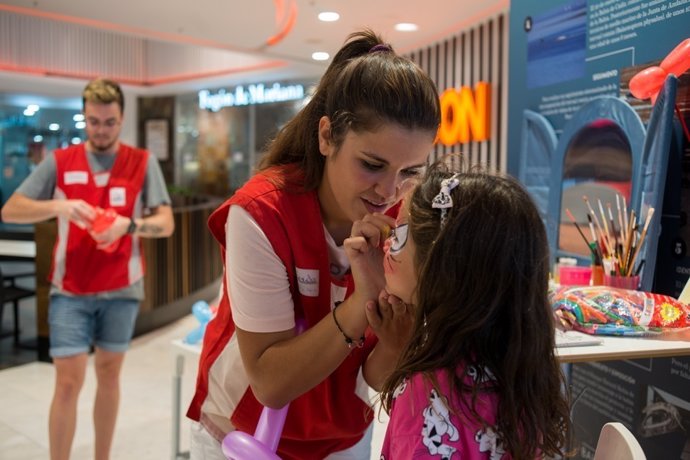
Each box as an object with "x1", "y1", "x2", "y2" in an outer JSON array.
[{"x1": 225, "y1": 205, "x2": 350, "y2": 333}]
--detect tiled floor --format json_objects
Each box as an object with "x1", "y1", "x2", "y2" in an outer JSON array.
[{"x1": 0, "y1": 303, "x2": 388, "y2": 459}]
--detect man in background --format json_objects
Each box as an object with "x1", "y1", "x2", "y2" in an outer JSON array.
[{"x1": 1, "y1": 78, "x2": 174, "y2": 460}]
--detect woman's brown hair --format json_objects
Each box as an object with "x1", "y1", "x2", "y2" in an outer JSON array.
[{"x1": 259, "y1": 29, "x2": 440, "y2": 190}]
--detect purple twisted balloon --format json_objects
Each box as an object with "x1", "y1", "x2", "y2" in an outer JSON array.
[{"x1": 222, "y1": 319, "x2": 307, "y2": 459}]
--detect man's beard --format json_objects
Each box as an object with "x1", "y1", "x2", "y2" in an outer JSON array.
[{"x1": 89, "y1": 137, "x2": 117, "y2": 153}]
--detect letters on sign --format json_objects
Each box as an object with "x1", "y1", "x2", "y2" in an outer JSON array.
[{"x1": 438, "y1": 82, "x2": 491, "y2": 145}]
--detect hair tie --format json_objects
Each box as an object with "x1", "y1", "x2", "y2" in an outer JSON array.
[{"x1": 369, "y1": 44, "x2": 392, "y2": 54}]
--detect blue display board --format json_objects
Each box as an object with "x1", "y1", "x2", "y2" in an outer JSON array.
[
  {"x1": 508, "y1": 0, "x2": 690, "y2": 176},
  {"x1": 509, "y1": 3, "x2": 690, "y2": 459}
]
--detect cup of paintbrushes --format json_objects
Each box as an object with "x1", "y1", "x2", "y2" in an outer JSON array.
[{"x1": 604, "y1": 274, "x2": 640, "y2": 290}]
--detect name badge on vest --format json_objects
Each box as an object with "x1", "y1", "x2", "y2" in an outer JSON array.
[
  {"x1": 64, "y1": 171, "x2": 88, "y2": 185},
  {"x1": 296, "y1": 268, "x2": 319, "y2": 297},
  {"x1": 109, "y1": 187, "x2": 127, "y2": 207},
  {"x1": 94, "y1": 172, "x2": 110, "y2": 188}
]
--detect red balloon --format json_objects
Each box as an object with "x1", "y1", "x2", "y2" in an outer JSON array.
[
  {"x1": 629, "y1": 66, "x2": 667, "y2": 100},
  {"x1": 660, "y1": 38, "x2": 690, "y2": 77}
]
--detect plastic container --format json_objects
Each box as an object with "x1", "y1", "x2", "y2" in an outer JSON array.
[
  {"x1": 591, "y1": 265, "x2": 604, "y2": 286},
  {"x1": 559, "y1": 266, "x2": 593, "y2": 286},
  {"x1": 604, "y1": 274, "x2": 640, "y2": 290}
]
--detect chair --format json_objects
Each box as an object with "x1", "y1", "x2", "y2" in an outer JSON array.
[
  {"x1": 0, "y1": 266, "x2": 36, "y2": 346},
  {"x1": 593, "y1": 422, "x2": 646, "y2": 460}
]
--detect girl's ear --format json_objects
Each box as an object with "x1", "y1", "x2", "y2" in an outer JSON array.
[{"x1": 318, "y1": 116, "x2": 334, "y2": 157}]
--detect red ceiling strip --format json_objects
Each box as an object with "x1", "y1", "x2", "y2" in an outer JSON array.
[
  {"x1": 0, "y1": 61, "x2": 287, "y2": 87},
  {"x1": 266, "y1": 0, "x2": 297, "y2": 47}
]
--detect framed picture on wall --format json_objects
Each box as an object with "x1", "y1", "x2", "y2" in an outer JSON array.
[{"x1": 145, "y1": 119, "x2": 169, "y2": 161}]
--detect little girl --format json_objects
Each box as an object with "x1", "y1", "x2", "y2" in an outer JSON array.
[{"x1": 368, "y1": 163, "x2": 571, "y2": 459}]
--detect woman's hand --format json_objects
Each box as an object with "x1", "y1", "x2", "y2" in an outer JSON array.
[{"x1": 344, "y1": 213, "x2": 396, "y2": 302}]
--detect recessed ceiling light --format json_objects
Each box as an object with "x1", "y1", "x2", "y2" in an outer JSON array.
[
  {"x1": 318, "y1": 12, "x2": 340, "y2": 22},
  {"x1": 395, "y1": 23, "x2": 419, "y2": 32},
  {"x1": 48, "y1": 123, "x2": 60, "y2": 131},
  {"x1": 312, "y1": 52, "x2": 330, "y2": 61}
]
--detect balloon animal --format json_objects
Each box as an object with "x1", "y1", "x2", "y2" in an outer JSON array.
[
  {"x1": 628, "y1": 38, "x2": 690, "y2": 142},
  {"x1": 629, "y1": 38, "x2": 690, "y2": 103},
  {"x1": 222, "y1": 319, "x2": 307, "y2": 459},
  {"x1": 89, "y1": 207, "x2": 120, "y2": 253},
  {"x1": 183, "y1": 300, "x2": 213, "y2": 345}
]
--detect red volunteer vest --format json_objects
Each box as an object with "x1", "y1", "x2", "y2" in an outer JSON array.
[
  {"x1": 50, "y1": 143, "x2": 148, "y2": 294},
  {"x1": 187, "y1": 165, "x2": 377, "y2": 460}
]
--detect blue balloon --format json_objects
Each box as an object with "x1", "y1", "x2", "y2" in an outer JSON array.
[{"x1": 183, "y1": 300, "x2": 212, "y2": 344}]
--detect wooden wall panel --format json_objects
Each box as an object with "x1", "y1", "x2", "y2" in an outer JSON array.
[{"x1": 406, "y1": 12, "x2": 509, "y2": 173}]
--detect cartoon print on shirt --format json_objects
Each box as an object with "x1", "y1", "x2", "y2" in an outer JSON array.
[
  {"x1": 475, "y1": 426, "x2": 506, "y2": 460},
  {"x1": 467, "y1": 364, "x2": 495, "y2": 384},
  {"x1": 393, "y1": 378, "x2": 408, "y2": 399},
  {"x1": 421, "y1": 389, "x2": 459, "y2": 459}
]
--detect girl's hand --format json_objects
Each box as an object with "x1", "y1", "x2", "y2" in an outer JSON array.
[
  {"x1": 366, "y1": 289, "x2": 415, "y2": 355},
  {"x1": 344, "y1": 213, "x2": 396, "y2": 302}
]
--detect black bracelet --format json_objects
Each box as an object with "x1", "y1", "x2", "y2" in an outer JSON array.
[{"x1": 332, "y1": 301, "x2": 365, "y2": 349}]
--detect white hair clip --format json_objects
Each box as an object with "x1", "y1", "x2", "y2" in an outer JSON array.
[{"x1": 431, "y1": 174, "x2": 461, "y2": 225}]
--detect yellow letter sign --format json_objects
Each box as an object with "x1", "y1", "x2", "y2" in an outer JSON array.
[{"x1": 438, "y1": 82, "x2": 491, "y2": 145}]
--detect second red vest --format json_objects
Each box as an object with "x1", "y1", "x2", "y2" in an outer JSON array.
[{"x1": 50, "y1": 143, "x2": 148, "y2": 294}]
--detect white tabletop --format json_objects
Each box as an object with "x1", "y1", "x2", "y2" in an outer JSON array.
[
  {"x1": 173, "y1": 334, "x2": 690, "y2": 365},
  {"x1": 0, "y1": 239, "x2": 36, "y2": 258},
  {"x1": 171, "y1": 338, "x2": 202, "y2": 356},
  {"x1": 556, "y1": 333, "x2": 690, "y2": 363}
]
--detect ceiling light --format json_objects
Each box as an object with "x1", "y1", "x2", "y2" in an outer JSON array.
[
  {"x1": 75, "y1": 121, "x2": 86, "y2": 129},
  {"x1": 312, "y1": 52, "x2": 330, "y2": 61},
  {"x1": 27, "y1": 104, "x2": 40, "y2": 112},
  {"x1": 48, "y1": 123, "x2": 60, "y2": 131},
  {"x1": 318, "y1": 12, "x2": 340, "y2": 22},
  {"x1": 73, "y1": 114, "x2": 84, "y2": 122},
  {"x1": 33, "y1": 135, "x2": 43, "y2": 142},
  {"x1": 395, "y1": 23, "x2": 419, "y2": 32},
  {"x1": 71, "y1": 137, "x2": 82, "y2": 144},
  {"x1": 23, "y1": 109, "x2": 36, "y2": 116}
]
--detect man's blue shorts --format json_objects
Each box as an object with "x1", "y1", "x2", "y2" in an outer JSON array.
[{"x1": 49, "y1": 294, "x2": 140, "y2": 358}]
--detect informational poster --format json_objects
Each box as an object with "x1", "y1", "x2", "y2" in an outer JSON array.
[
  {"x1": 570, "y1": 356, "x2": 690, "y2": 458},
  {"x1": 509, "y1": 0, "x2": 690, "y2": 166}
]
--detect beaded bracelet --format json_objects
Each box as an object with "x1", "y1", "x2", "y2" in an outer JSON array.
[{"x1": 332, "y1": 301, "x2": 365, "y2": 349}]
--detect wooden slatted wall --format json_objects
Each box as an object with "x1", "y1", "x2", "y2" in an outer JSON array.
[{"x1": 407, "y1": 12, "x2": 509, "y2": 173}]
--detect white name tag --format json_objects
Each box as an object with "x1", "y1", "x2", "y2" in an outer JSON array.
[
  {"x1": 94, "y1": 172, "x2": 110, "y2": 187},
  {"x1": 296, "y1": 267, "x2": 319, "y2": 297},
  {"x1": 109, "y1": 187, "x2": 127, "y2": 207},
  {"x1": 64, "y1": 171, "x2": 88, "y2": 185}
]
